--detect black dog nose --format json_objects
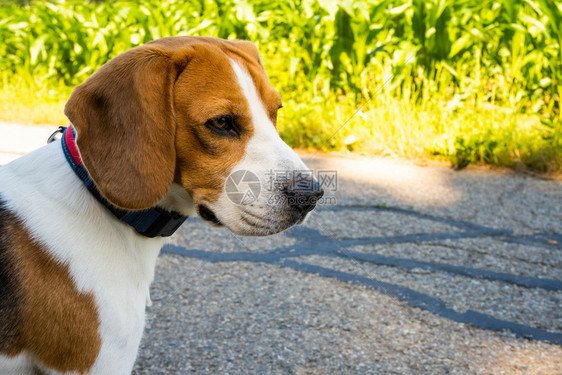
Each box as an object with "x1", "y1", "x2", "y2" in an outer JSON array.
[{"x1": 284, "y1": 176, "x2": 324, "y2": 213}]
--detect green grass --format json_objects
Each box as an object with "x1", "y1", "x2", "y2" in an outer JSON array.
[
  {"x1": 1, "y1": 0, "x2": 561, "y2": 173},
  {"x1": 278, "y1": 89, "x2": 560, "y2": 172}
]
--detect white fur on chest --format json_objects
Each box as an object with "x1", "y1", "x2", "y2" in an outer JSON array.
[{"x1": 0, "y1": 141, "x2": 168, "y2": 374}]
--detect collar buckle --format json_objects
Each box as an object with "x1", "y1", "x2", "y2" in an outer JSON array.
[{"x1": 47, "y1": 126, "x2": 67, "y2": 144}]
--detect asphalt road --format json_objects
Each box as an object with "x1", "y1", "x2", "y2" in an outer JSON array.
[
  {"x1": 134, "y1": 154, "x2": 561, "y2": 374},
  {"x1": 1, "y1": 123, "x2": 561, "y2": 374}
]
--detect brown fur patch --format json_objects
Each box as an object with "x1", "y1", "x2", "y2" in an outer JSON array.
[
  {"x1": 173, "y1": 41, "x2": 254, "y2": 205},
  {"x1": 0, "y1": 200, "x2": 23, "y2": 354},
  {"x1": 172, "y1": 38, "x2": 282, "y2": 206},
  {"x1": 0, "y1": 200, "x2": 101, "y2": 373}
]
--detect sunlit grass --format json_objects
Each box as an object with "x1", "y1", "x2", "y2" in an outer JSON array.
[
  {"x1": 278, "y1": 90, "x2": 561, "y2": 173},
  {"x1": 0, "y1": 73, "x2": 69, "y2": 125}
]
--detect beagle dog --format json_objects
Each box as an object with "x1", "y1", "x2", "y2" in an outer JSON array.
[{"x1": 0, "y1": 36, "x2": 323, "y2": 375}]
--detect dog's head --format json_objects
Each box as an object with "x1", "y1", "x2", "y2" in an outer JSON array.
[{"x1": 64, "y1": 36, "x2": 322, "y2": 236}]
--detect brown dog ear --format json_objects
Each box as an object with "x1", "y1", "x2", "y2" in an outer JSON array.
[
  {"x1": 228, "y1": 40, "x2": 262, "y2": 64},
  {"x1": 64, "y1": 41, "x2": 193, "y2": 210}
]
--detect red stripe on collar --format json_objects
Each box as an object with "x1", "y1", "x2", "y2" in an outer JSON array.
[{"x1": 64, "y1": 125, "x2": 82, "y2": 166}]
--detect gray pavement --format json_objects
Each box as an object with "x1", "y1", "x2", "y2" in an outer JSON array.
[
  {"x1": 1, "y1": 123, "x2": 561, "y2": 374},
  {"x1": 135, "y1": 154, "x2": 562, "y2": 374}
]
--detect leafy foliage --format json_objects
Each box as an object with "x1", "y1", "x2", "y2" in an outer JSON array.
[{"x1": 1, "y1": 0, "x2": 561, "y2": 172}]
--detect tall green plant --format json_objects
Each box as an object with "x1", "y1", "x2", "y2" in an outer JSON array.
[{"x1": 0, "y1": 0, "x2": 560, "y2": 171}]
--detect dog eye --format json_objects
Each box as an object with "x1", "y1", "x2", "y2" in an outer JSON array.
[
  {"x1": 205, "y1": 116, "x2": 238, "y2": 136},
  {"x1": 215, "y1": 116, "x2": 231, "y2": 129}
]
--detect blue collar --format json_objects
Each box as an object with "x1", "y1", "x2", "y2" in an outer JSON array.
[{"x1": 58, "y1": 126, "x2": 187, "y2": 238}]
